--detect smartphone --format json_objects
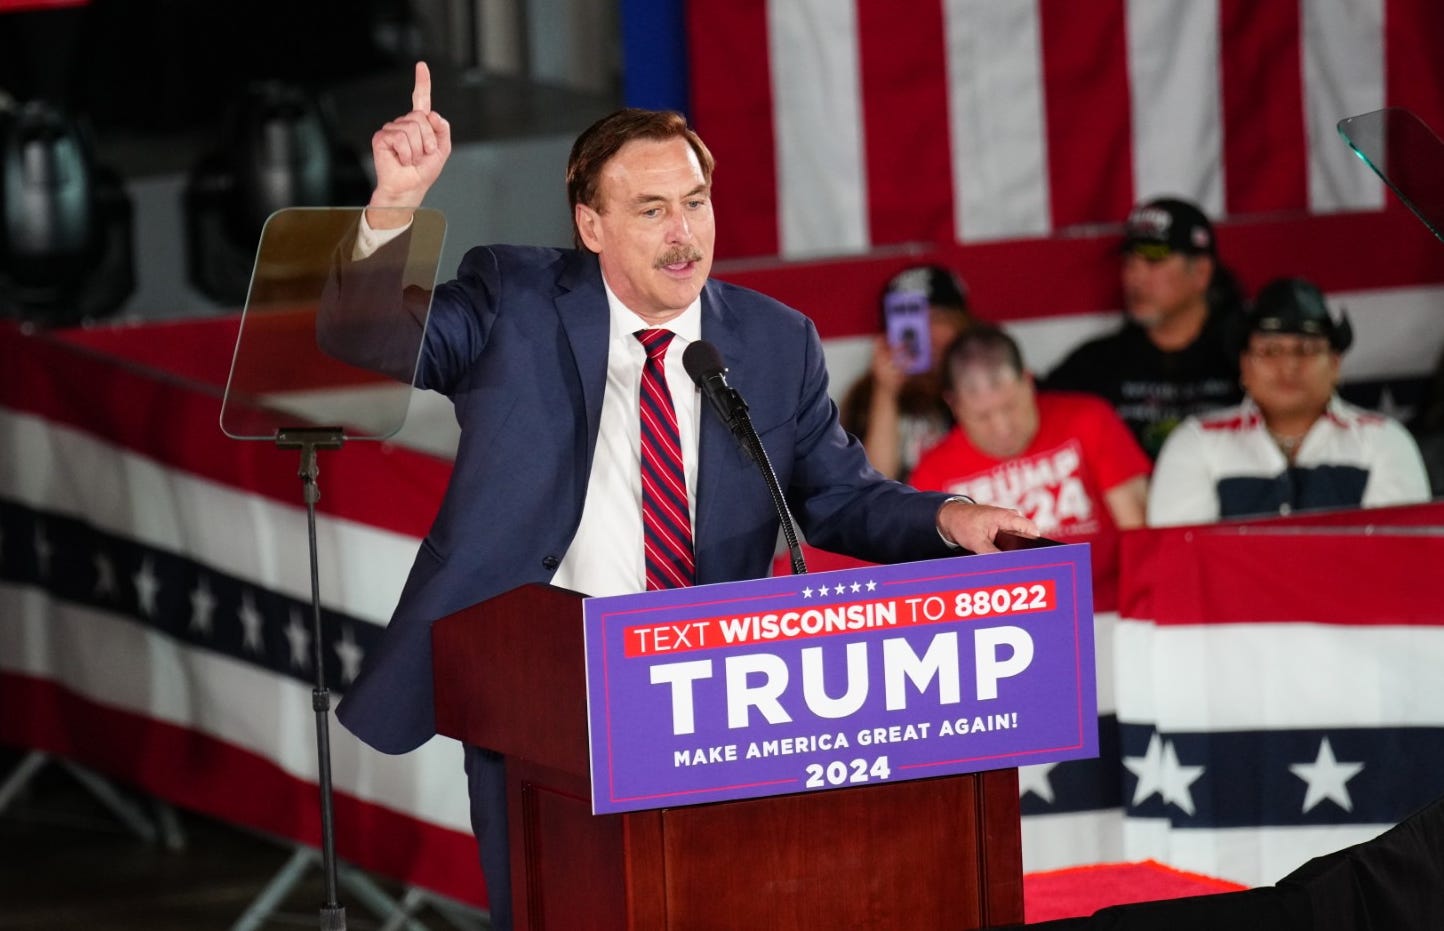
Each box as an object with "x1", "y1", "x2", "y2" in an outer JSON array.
[{"x1": 883, "y1": 289, "x2": 932, "y2": 375}]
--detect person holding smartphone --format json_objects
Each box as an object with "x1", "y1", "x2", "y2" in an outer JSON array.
[{"x1": 840, "y1": 263, "x2": 975, "y2": 482}]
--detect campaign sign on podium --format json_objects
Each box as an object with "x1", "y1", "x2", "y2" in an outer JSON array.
[{"x1": 582, "y1": 544, "x2": 1097, "y2": 814}]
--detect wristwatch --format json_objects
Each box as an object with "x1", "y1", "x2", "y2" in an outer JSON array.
[{"x1": 937, "y1": 494, "x2": 975, "y2": 547}]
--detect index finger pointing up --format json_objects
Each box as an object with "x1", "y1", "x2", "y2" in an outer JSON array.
[{"x1": 412, "y1": 61, "x2": 431, "y2": 113}]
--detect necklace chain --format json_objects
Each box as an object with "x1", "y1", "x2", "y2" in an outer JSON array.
[{"x1": 1269, "y1": 430, "x2": 1303, "y2": 455}]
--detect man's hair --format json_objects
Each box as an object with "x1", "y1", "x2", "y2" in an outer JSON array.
[
  {"x1": 940, "y1": 324, "x2": 1025, "y2": 393},
  {"x1": 566, "y1": 108, "x2": 715, "y2": 249}
]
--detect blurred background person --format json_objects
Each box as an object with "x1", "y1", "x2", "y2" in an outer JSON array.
[
  {"x1": 840, "y1": 263, "x2": 974, "y2": 482},
  {"x1": 1148, "y1": 277, "x2": 1429, "y2": 527},
  {"x1": 1043, "y1": 196, "x2": 1246, "y2": 459},
  {"x1": 911, "y1": 323, "x2": 1151, "y2": 607}
]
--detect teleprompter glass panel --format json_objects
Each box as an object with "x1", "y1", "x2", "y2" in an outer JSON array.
[{"x1": 220, "y1": 207, "x2": 446, "y2": 440}]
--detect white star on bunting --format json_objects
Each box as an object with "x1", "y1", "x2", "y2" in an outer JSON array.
[
  {"x1": 334, "y1": 626, "x2": 365, "y2": 685},
  {"x1": 1290, "y1": 737, "x2": 1364, "y2": 813},
  {"x1": 189, "y1": 575, "x2": 216, "y2": 636},
  {"x1": 1124, "y1": 732, "x2": 1205, "y2": 815},
  {"x1": 1018, "y1": 762, "x2": 1058, "y2": 804},
  {"x1": 133, "y1": 557, "x2": 161, "y2": 618},
  {"x1": 285, "y1": 607, "x2": 312, "y2": 671},
  {"x1": 239, "y1": 591, "x2": 266, "y2": 654},
  {"x1": 93, "y1": 552, "x2": 117, "y2": 599}
]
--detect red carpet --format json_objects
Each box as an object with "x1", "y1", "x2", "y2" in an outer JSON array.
[{"x1": 1023, "y1": 861, "x2": 1248, "y2": 923}]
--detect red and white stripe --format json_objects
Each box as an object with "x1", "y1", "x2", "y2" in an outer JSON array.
[
  {"x1": 691, "y1": 0, "x2": 1415, "y2": 257},
  {"x1": 690, "y1": 0, "x2": 1444, "y2": 399},
  {"x1": 0, "y1": 323, "x2": 484, "y2": 905}
]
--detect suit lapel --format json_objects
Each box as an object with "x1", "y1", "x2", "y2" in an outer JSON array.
[
  {"x1": 555, "y1": 250, "x2": 611, "y2": 475},
  {"x1": 695, "y1": 282, "x2": 750, "y2": 583}
]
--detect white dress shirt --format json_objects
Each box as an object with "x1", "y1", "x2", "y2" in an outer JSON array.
[{"x1": 552, "y1": 281, "x2": 701, "y2": 596}]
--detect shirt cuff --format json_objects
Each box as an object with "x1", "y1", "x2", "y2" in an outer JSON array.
[
  {"x1": 936, "y1": 494, "x2": 975, "y2": 548},
  {"x1": 353, "y1": 211, "x2": 411, "y2": 260}
]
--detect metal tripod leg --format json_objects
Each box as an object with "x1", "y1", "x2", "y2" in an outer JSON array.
[
  {"x1": 0, "y1": 750, "x2": 49, "y2": 815},
  {"x1": 376, "y1": 886, "x2": 491, "y2": 931},
  {"x1": 0, "y1": 750, "x2": 187, "y2": 850},
  {"x1": 231, "y1": 843, "x2": 454, "y2": 931},
  {"x1": 232, "y1": 846, "x2": 315, "y2": 931}
]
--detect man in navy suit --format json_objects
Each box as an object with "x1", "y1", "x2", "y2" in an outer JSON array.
[{"x1": 332, "y1": 62, "x2": 1038, "y2": 929}]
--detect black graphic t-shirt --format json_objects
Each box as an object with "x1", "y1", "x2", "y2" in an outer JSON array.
[{"x1": 1042, "y1": 313, "x2": 1242, "y2": 460}]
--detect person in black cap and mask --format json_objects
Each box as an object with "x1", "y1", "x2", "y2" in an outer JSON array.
[
  {"x1": 1043, "y1": 196, "x2": 1246, "y2": 459},
  {"x1": 1146, "y1": 277, "x2": 1429, "y2": 526},
  {"x1": 840, "y1": 263, "x2": 975, "y2": 481}
]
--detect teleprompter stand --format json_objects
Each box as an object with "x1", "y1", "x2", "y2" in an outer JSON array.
[
  {"x1": 219, "y1": 207, "x2": 466, "y2": 930},
  {"x1": 276, "y1": 426, "x2": 348, "y2": 930}
]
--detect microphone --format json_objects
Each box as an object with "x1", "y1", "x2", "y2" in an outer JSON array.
[
  {"x1": 682, "y1": 340, "x2": 808, "y2": 576},
  {"x1": 682, "y1": 340, "x2": 750, "y2": 449}
]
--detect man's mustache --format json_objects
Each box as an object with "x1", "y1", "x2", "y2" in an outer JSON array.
[{"x1": 656, "y1": 247, "x2": 704, "y2": 267}]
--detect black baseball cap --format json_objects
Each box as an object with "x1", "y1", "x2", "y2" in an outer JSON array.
[
  {"x1": 1122, "y1": 197, "x2": 1216, "y2": 259},
  {"x1": 1243, "y1": 277, "x2": 1353, "y2": 352},
  {"x1": 883, "y1": 264, "x2": 970, "y2": 312}
]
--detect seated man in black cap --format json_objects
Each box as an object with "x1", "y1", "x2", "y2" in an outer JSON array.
[
  {"x1": 1147, "y1": 277, "x2": 1430, "y2": 526},
  {"x1": 1043, "y1": 196, "x2": 1246, "y2": 459}
]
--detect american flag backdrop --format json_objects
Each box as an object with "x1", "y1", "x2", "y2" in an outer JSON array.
[{"x1": 685, "y1": 0, "x2": 1444, "y2": 398}]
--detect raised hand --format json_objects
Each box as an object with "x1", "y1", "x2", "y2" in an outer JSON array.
[
  {"x1": 869, "y1": 335, "x2": 908, "y2": 399},
  {"x1": 367, "y1": 61, "x2": 452, "y2": 228}
]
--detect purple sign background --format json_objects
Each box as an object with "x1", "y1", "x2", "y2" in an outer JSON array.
[{"x1": 582, "y1": 545, "x2": 1097, "y2": 814}]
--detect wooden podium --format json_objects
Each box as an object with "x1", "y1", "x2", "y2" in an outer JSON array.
[{"x1": 433, "y1": 582, "x2": 1024, "y2": 930}]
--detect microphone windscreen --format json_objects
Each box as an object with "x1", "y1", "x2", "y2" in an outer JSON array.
[{"x1": 683, "y1": 339, "x2": 727, "y2": 385}]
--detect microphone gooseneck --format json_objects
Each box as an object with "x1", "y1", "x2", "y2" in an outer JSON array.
[{"x1": 683, "y1": 340, "x2": 808, "y2": 576}]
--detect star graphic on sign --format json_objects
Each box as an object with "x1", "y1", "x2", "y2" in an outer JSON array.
[
  {"x1": 802, "y1": 586, "x2": 814, "y2": 598},
  {"x1": 285, "y1": 607, "x2": 312, "y2": 671},
  {"x1": 1123, "y1": 731, "x2": 1205, "y2": 815},
  {"x1": 189, "y1": 575, "x2": 216, "y2": 636},
  {"x1": 334, "y1": 626, "x2": 364, "y2": 685},
  {"x1": 1018, "y1": 762, "x2": 1058, "y2": 804},
  {"x1": 850, "y1": 581, "x2": 861, "y2": 593},
  {"x1": 34, "y1": 521, "x2": 52, "y2": 579},
  {"x1": 834, "y1": 584, "x2": 847, "y2": 596},
  {"x1": 866, "y1": 580, "x2": 877, "y2": 592},
  {"x1": 239, "y1": 591, "x2": 266, "y2": 654},
  {"x1": 1290, "y1": 737, "x2": 1364, "y2": 813},
  {"x1": 133, "y1": 557, "x2": 161, "y2": 618},
  {"x1": 93, "y1": 551, "x2": 118, "y2": 599}
]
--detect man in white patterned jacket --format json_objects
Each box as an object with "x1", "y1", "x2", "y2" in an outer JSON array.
[{"x1": 1147, "y1": 277, "x2": 1429, "y2": 526}]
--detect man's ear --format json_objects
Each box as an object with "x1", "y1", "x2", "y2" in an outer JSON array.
[{"x1": 576, "y1": 203, "x2": 603, "y2": 253}]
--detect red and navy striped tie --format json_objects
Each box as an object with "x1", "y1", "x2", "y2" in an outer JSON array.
[{"x1": 635, "y1": 329, "x2": 695, "y2": 590}]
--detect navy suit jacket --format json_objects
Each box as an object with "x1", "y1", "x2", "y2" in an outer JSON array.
[{"x1": 329, "y1": 240, "x2": 958, "y2": 755}]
